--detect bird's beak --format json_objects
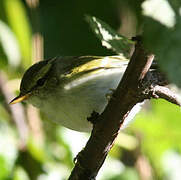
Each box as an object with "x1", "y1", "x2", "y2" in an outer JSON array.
[{"x1": 9, "y1": 93, "x2": 31, "y2": 105}]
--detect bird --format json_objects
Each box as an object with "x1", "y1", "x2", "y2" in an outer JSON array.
[{"x1": 10, "y1": 55, "x2": 143, "y2": 132}]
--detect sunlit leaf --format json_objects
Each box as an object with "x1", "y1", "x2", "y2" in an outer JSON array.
[
  {"x1": 0, "y1": 20, "x2": 21, "y2": 67},
  {"x1": 142, "y1": 0, "x2": 176, "y2": 28},
  {"x1": 4, "y1": 0, "x2": 32, "y2": 68},
  {"x1": 85, "y1": 15, "x2": 134, "y2": 58}
]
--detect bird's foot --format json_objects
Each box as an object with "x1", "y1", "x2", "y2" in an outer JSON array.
[{"x1": 87, "y1": 111, "x2": 100, "y2": 124}]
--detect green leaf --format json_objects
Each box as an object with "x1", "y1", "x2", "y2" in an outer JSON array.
[
  {"x1": 142, "y1": 0, "x2": 181, "y2": 87},
  {"x1": 167, "y1": 0, "x2": 181, "y2": 15},
  {"x1": 3, "y1": 0, "x2": 32, "y2": 68},
  {"x1": 143, "y1": 14, "x2": 181, "y2": 87},
  {"x1": 85, "y1": 15, "x2": 134, "y2": 58},
  {"x1": 0, "y1": 20, "x2": 21, "y2": 67}
]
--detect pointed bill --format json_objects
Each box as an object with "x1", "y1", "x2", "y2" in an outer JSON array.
[{"x1": 9, "y1": 93, "x2": 31, "y2": 105}]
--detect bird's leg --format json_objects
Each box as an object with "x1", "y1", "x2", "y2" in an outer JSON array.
[
  {"x1": 73, "y1": 149, "x2": 84, "y2": 164},
  {"x1": 105, "y1": 88, "x2": 116, "y2": 101},
  {"x1": 87, "y1": 89, "x2": 116, "y2": 125}
]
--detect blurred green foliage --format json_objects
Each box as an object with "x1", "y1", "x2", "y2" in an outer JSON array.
[
  {"x1": 0, "y1": 0, "x2": 181, "y2": 180},
  {"x1": 0, "y1": 0, "x2": 32, "y2": 68},
  {"x1": 143, "y1": 0, "x2": 181, "y2": 87}
]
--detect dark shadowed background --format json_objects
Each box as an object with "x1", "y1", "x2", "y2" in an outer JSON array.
[{"x1": 0, "y1": 0, "x2": 181, "y2": 179}]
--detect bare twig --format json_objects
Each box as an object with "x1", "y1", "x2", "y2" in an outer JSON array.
[
  {"x1": 140, "y1": 71, "x2": 181, "y2": 106},
  {"x1": 152, "y1": 85, "x2": 181, "y2": 106}
]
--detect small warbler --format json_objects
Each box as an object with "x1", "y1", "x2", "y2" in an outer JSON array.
[{"x1": 10, "y1": 56, "x2": 142, "y2": 132}]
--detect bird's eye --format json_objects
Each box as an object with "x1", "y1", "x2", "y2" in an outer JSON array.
[{"x1": 37, "y1": 78, "x2": 46, "y2": 86}]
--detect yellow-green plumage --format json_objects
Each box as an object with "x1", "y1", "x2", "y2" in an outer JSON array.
[{"x1": 12, "y1": 56, "x2": 141, "y2": 132}]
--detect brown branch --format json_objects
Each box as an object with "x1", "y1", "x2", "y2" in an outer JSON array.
[
  {"x1": 68, "y1": 39, "x2": 155, "y2": 180},
  {"x1": 152, "y1": 85, "x2": 181, "y2": 106},
  {"x1": 68, "y1": 37, "x2": 181, "y2": 179},
  {"x1": 140, "y1": 71, "x2": 181, "y2": 106}
]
